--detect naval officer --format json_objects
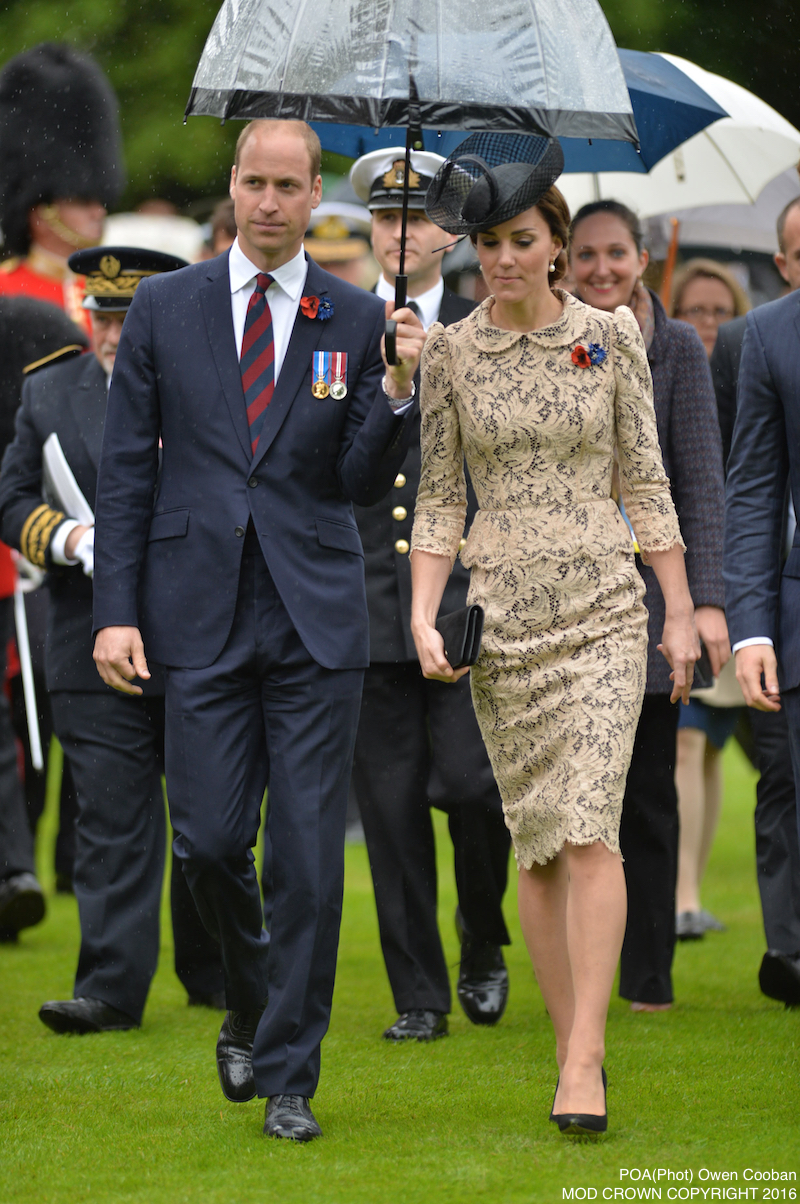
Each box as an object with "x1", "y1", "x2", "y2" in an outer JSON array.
[{"x1": 348, "y1": 148, "x2": 512, "y2": 1041}]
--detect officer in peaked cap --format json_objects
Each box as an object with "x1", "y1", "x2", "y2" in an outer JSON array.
[
  {"x1": 0, "y1": 247, "x2": 225, "y2": 1033},
  {"x1": 0, "y1": 43, "x2": 125, "y2": 331},
  {"x1": 347, "y1": 148, "x2": 513, "y2": 1041},
  {"x1": 304, "y1": 201, "x2": 373, "y2": 287}
]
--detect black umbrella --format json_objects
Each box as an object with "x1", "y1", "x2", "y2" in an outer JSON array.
[{"x1": 186, "y1": 0, "x2": 638, "y2": 358}]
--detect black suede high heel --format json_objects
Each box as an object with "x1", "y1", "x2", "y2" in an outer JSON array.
[
  {"x1": 549, "y1": 1077, "x2": 559, "y2": 1122},
  {"x1": 552, "y1": 1067, "x2": 607, "y2": 1136}
]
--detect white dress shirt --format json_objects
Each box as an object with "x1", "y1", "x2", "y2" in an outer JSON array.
[
  {"x1": 229, "y1": 237, "x2": 308, "y2": 379},
  {"x1": 375, "y1": 274, "x2": 444, "y2": 333}
]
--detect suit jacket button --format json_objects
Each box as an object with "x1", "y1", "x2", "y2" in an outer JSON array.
[
  {"x1": 394, "y1": 473, "x2": 406, "y2": 488},
  {"x1": 392, "y1": 506, "x2": 408, "y2": 521},
  {"x1": 235, "y1": 526, "x2": 245, "y2": 537},
  {"x1": 394, "y1": 539, "x2": 410, "y2": 555},
  {"x1": 248, "y1": 477, "x2": 258, "y2": 488}
]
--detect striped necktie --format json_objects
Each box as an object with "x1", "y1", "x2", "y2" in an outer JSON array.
[{"x1": 240, "y1": 272, "x2": 275, "y2": 455}]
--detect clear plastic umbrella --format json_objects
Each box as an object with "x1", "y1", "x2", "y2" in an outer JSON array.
[{"x1": 186, "y1": 0, "x2": 636, "y2": 356}]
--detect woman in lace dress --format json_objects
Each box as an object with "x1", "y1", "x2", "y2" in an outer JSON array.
[{"x1": 409, "y1": 136, "x2": 700, "y2": 1135}]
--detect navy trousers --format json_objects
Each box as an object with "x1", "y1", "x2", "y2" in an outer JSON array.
[
  {"x1": 51, "y1": 691, "x2": 223, "y2": 1021},
  {"x1": 164, "y1": 544, "x2": 363, "y2": 1098}
]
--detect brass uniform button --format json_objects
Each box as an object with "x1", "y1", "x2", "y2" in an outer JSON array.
[
  {"x1": 459, "y1": 538, "x2": 467, "y2": 550},
  {"x1": 394, "y1": 473, "x2": 406, "y2": 488},
  {"x1": 394, "y1": 539, "x2": 410, "y2": 555},
  {"x1": 392, "y1": 506, "x2": 408, "y2": 521}
]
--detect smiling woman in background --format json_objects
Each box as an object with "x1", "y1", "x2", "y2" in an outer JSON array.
[
  {"x1": 410, "y1": 138, "x2": 697, "y2": 1136},
  {"x1": 569, "y1": 201, "x2": 728, "y2": 1013}
]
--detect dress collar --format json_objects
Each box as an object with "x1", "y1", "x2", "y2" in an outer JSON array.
[
  {"x1": 472, "y1": 288, "x2": 585, "y2": 352},
  {"x1": 228, "y1": 237, "x2": 307, "y2": 301}
]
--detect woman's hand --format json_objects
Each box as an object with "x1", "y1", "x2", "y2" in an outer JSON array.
[
  {"x1": 381, "y1": 301, "x2": 426, "y2": 400},
  {"x1": 694, "y1": 605, "x2": 730, "y2": 678},
  {"x1": 657, "y1": 608, "x2": 701, "y2": 705},
  {"x1": 411, "y1": 619, "x2": 470, "y2": 683}
]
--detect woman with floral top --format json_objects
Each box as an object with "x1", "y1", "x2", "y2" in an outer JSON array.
[{"x1": 409, "y1": 137, "x2": 698, "y2": 1136}]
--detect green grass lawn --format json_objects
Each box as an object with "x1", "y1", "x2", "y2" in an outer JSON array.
[{"x1": 1, "y1": 741, "x2": 798, "y2": 1204}]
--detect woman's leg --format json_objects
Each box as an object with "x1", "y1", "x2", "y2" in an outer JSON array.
[
  {"x1": 675, "y1": 727, "x2": 707, "y2": 915},
  {"x1": 697, "y1": 743, "x2": 723, "y2": 887},
  {"x1": 518, "y1": 840, "x2": 626, "y2": 1115},
  {"x1": 518, "y1": 850, "x2": 572, "y2": 1069}
]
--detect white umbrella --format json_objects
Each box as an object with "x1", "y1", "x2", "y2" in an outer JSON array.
[{"x1": 558, "y1": 54, "x2": 800, "y2": 219}]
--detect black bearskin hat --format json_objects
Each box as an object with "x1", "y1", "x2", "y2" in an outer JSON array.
[
  {"x1": 0, "y1": 295, "x2": 88, "y2": 456},
  {"x1": 0, "y1": 43, "x2": 125, "y2": 256}
]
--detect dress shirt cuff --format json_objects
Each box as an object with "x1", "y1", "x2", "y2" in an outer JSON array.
[
  {"x1": 732, "y1": 637, "x2": 774, "y2": 653},
  {"x1": 50, "y1": 519, "x2": 81, "y2": 565},
  {"x1": 388, "y1": 398, "x2": 415, "y2": 416}
]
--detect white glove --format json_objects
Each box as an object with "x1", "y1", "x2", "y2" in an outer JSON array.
[{"x1": 73, "y1": 526, "x2": 95, "y2": 578}]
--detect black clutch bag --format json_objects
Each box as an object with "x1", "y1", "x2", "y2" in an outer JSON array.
[{"x1": 435, "y1": 605, "x2": 485, "y2": 670}]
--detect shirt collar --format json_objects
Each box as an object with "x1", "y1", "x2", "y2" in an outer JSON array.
[
  {"x1": 375, "y1": 274, "x2": 444, "y2": 331},
  {"x1": 228, "y1": 237, "x2": 308, "y2": 300}
]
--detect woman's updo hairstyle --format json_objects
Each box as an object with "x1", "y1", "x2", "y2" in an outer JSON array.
[
  {"x1": 536, "y1": 185, "x2": 571, "y2": 286},
  {"x1": 570, "y1": 199, "x2": 644, "y2": 255}
]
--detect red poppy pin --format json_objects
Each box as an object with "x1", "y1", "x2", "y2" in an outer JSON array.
[
  {"x1": 300, "y1": 294, "x2": 334, "y2": 321},
  {"x1": 572, "y1": 342, "x2": 607, "y2": 368}
]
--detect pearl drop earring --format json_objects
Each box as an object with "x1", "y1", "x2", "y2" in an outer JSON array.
[{"x1": 549, "y1": 263, "x2": 556, "y2": 273}]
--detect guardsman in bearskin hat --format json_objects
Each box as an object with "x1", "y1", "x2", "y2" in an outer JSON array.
[
  {"x1": 347, "y1": 148, "x2": 513, "y2": 1041},
  {"x1": 0, "y1": 42, "x2": 124, "y2": 331},
  {"x1": 0, "y1": 248, "x2": 225, "y2": 1032},
  {"x1": 0, "y1": 296, "x2": 88, "y2": 942}
]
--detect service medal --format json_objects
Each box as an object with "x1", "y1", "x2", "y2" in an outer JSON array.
[
  {"x1": 330, "y1": 351, "x2": 348, "y2": 399},
  {"x1": 312, "y1": 350, "x2": 331, "y2": 399}
]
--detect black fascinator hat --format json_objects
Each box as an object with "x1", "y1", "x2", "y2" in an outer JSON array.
[{"x1": 425, "y1": 133, "x2": 565, "y2": 237}]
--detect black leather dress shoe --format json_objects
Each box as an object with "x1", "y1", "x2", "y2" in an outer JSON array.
[
  {"x1": 188, "y1": 991, "x2": 226, "y2": 1010},
  {"x1": 457, "y1": 935, "x2": 509, "y2": 1026},
  {"x1": 39, "y1": 997, "x2": 138, "y2": 1034},
  {"x1": 216, "y1": 1008, "x2": 264, "y2": 1102},
  {"x1": 263, "y1": 1095, "x2": 322, "y2": 1141},
  {"x1": 382, "y1": 1009, "x2": 448, "y2": 1041},
  {"x1": 0, "y1": 873, "x2": 45, "y2": 935},
  {"x1": 759, "y1": 950, "x2": 800, "y2": 1007}
]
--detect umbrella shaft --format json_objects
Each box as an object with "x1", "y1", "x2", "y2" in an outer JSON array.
[{"x1": 394, "y1": 134, "x2": 415, "y2": 312}]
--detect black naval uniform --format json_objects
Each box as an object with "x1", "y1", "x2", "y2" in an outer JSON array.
[
  {"x1": 351, "y1": 286, "x2": 511, "y2": 1018},
  {"x1": 0, "y1": 351, "x2": 223, "y2": 1021}
]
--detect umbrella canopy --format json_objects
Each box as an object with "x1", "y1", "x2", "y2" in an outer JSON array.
[
  {"x1": 309, "y1": 50, "x2": 727, "y2": 174},
  {"x1": 186, "y1": 0, "x2": 636, "y2": 144},
  {"x1": 558, "y1": 54, "x2": 800, "y2": 218}
]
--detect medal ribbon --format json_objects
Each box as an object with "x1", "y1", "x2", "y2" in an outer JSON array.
[{"x1": 313, "y1": 351, "x2": 330, "y2": 387}]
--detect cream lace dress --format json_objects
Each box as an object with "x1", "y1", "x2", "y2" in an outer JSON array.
[{"x1": 411, "y1": 291, "x2": 684, "y2": 868}]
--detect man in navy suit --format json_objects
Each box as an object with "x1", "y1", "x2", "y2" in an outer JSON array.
[
  {"x1": 724, "y1": 275, "x2": 800, "y2": 1007},
  {"x1": 92, "y1": 120, "x2": 423, "y2": 1140}
]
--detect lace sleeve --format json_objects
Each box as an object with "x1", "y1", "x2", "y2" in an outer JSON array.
[
  {"x1": 410, "y1": 323, "x2": 467, "y2": 568},
  {"x1": 612, "y1": 306, "x2": 686, "y2": 558}
]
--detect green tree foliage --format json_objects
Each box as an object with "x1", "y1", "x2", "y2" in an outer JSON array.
[{"x1": 0, "y1": 0, "x2": 797, "y2": 209}]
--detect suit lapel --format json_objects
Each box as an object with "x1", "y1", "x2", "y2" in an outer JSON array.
[
  {"x1": 200, "y1": 254, "x2": 252, "y2": 462},
  {"x1": 67, "y1": 355, "x2": 108, "y2": 470},
  {"x1": 249, "y1": 257, "x2": 329, "y2": 468}
]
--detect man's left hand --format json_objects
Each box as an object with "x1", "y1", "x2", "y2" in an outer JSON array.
[{"x1": 381, "y1": 301, "x2": 425, "y2": 400}]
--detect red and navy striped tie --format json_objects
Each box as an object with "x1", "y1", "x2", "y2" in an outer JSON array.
[{"x1": 240, "y1": 272, "x2": 275, "y2": 454}]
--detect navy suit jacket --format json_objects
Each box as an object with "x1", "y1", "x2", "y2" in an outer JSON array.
[
  {"x1": 724, "y1": 289, "x2": 800, "y2": 689},
  {"x1": 92, "y1": 252, "x2": 414, "y2": 671}
]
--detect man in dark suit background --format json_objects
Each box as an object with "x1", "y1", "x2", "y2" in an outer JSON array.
[
  {"x1": 92, "y1": 120, "x2": 423, "y2": 1141},
  {"x1": 714, "y1": 196, "x2": 800, "y2": 1006},
  {"x1": 347, "y1": 149, "x2": 511, "y2": 1042},
  {"x1": 0, "y1": 250, "x2": 224, "y2": 1032}
]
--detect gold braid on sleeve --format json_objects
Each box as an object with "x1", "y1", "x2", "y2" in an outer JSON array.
[{"x1": 20, "y1": 503, "x2": 65, "y2": 568}]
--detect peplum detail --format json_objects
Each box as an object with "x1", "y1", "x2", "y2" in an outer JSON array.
[{"x1": 411, "y1": 291, "x2": 683, "y2": 868}]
